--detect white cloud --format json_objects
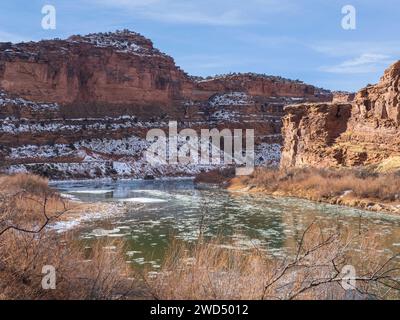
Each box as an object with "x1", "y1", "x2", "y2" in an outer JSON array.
[
  {"x1": 320, "y1": 53, "x2": 394, "y2": 74},
  {"x1": 311, "y1": 40, "x2": 400, "y2": 74},
  {"x1": 311, "y1": 41, "x2": 400, "y2": 57},
  {"x1": 144, "y1": 9, "x2": 250, "y2": 26}
]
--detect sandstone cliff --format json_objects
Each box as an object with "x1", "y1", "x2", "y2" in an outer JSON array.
[
  {"x1": 0, "y1": 30, "x2": 333, "y2": 179},
  {"x1": 0, "y1": 30, "x2": 193, "y2": 119},
  {"x1": 281, "y1": 61, "x2": 400, "y2": 171}
]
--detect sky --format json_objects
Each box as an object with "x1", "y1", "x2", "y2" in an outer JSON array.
[{"x1": 0, "y1": 0, "x2": 399, "y2": 92}]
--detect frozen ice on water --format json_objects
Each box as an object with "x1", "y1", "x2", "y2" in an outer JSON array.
[
  {"x1": 91, "y1": 228, "x2": 121, "y2": 237},
  {"x1": 132, "y1": 190, "x2": 171, "y2": 197},
  {"x1": 70, "y1": 190, "x2": 114, "y2": 195},
  {"x1": 118, "y1": 197, "x2": 167, "y2": 204},
  {"x1": 126, "y1": 251, "x2": 142, "y2": 257},
  {"x1": 133, "y1": 257, "x2": 146, "y2": 264},
  {"x1": 51, "y1": 220, "x2": 81, "y2": 233},
  {"x1": 60, "y1": 193, "x2": 81, "y2": 202},
  {"x1": 107, "y1": 233, "x2": 129, "y2": 238},
  {"x1": 103, "y1": 246, "x2": 117, "y2": 251}
]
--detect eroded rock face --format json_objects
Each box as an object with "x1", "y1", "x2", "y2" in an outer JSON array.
[
  {"x1": 353, "y1": 61, "x2": 400, "y2": 125},
  {"x1": 281, "y1": 61, "x2": 400, "y2": 170},
  {"x1": 0, "y1": 30, "x2": 194, "y2": 119},
  {"x1": 193, "y1": 73, "x2": 332, "y2": 102},
  {"x1": 332, "y1": 91, "x2": 355, "y2": 103},
  {"x1": 0, "y1": 31, "x2": 333, "y2": 118},
  {"x1": 0, "y1": 30, "x2": 333, "y2": 179},
  {"x1": 280, "y1": 103, "x2": 352, "y2": 168}
]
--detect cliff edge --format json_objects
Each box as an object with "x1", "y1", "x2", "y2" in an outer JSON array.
[{"x1": 281, "y1": 61, "x2": 400, "y2": 171}]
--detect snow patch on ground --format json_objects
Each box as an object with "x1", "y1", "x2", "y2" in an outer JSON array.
[
  {"x1": 210, "y1": 109, "x2": 239, "y2": 121},
  {"x1": 9, "y1": 144, "x2": 75, "y2": 159},
  {"x1": 3, "y1": 133, "x2": 282, "y2": 179},
  {"x1": 76, "y1": 136, "x2": 150, "y2": 156},
  {"x1": 254, "y1": 143, "x2": 281, "y2": 167},
  {"x1": 0, "y1": 90, "x2": 59, "y2": 111},
  {"x1": 0, "y1": 117, "x2": 167, "y2": 134},
  {"x1": 68, "y1": 31, "x2": 168, "y2": 58},
  {"x1": 209, "y1": 92, "x2": 254, "y2": 107},
  {"x1": 5, "y1": 143, "x2": 281, "y2": 179}
]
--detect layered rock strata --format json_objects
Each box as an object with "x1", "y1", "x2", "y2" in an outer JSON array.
[
  {"x1": 0, "y1": 30, "x2": 334, "y2": 179},
  {"x1": 281, "y1": 61, "x2": 400, "y2": 171}
]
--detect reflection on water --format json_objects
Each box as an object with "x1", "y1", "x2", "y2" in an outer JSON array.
[{"x1": 52, "y1": 178, "x2": 400, "y2": 270}]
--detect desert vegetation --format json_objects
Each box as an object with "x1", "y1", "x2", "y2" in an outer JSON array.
[
  {"x1": 145, "y1": 225, "x2": 400, "y2": 300},
  {"x1": 226, "y1": 167, "x2": 400, "y2": 214},
  {"x1": 1, "y1": 173, "x2": 400, "y2": 300},
  {"x1": 0, "y1": 174, "x2": 144, "y2": 300}
]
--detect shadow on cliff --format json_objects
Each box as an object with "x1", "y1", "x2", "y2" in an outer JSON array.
[{"x1": 325, "y1": 104, "x2": 352, "y2": 146}]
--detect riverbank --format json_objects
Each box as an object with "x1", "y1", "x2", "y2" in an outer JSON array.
[
  {"x1": 0, "y1": 174, "x2": 150, "y2": 299},
  {"x1": 196, "y1": 167, "x2": 400, "y2": 215},
  {"x1": 2, "y1": 173, "x2": 400, "y2": 300}
]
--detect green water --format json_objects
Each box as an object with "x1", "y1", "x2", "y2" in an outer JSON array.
[{"x1": 52, "y1": 178, "x2": 400, "y2": 270}]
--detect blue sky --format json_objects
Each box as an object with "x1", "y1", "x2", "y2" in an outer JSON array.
[{"x1": 0, "y1": 0, "x2": 399, "y2": 91}]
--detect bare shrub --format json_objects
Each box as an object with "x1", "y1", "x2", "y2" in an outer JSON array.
[
  {"x1": 2, "y1": 173, "x2": 399, "y2": 300},
  {"x1": 241, "y1": 167, "x2": 400, "y2": 203},
  {"x1": 0, "y1": 174, "x2": 51, "y2": 196},
  {"x1": 146, "y1": 225, "x2": 400, "y2": 300},
  {"x1": 0, "y1": 174, "x2": 72, "y2": 236},
  {"x1": 194, "y1": 167, "x2": 236, "y2": 185},
  {"x1": 0, "y1": 174, "x2": 143, "y2": 300},
  {"x1": 0, "y1": 231, "x2": 139, "y2": 300}
]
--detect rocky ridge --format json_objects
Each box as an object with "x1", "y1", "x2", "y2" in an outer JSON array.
[{"x1": 0, "y1": 30, "x2": 335, "y2": 179}]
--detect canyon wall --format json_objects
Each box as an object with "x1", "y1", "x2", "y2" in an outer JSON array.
[
  {"x1": 0, "y1": 30, "x2": 333, "y2": 179},
  {"x1": 281, "y1": 61, "x2": 400, "y2": 171},
  {"x1": 0, "y1": 31, "x2": 193, "y2": 119}
]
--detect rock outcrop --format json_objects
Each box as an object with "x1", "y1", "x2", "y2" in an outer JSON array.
[
  {"x1": 353, "y1": 61, "x2": 400, "y2": 125},
  {"x1": 280, "y1": 103, "x2": 352, "y2": 169},
  {"x1": 0, "y1": 30, "x2": 193, "y2": 119},
  {"x1": 281, "y1": 61, "x2": 400, "y2": 171},
  {"x1": 0, "y1": 30, "x2": 333, "y2": 179},
  {"x1": 332, "y1": 91, "x2": 355, "y2": 103}
]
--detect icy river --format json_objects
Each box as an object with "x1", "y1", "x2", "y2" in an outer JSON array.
[{"x1": 52, "y1": 178, "x2": 400, "y2": 270}]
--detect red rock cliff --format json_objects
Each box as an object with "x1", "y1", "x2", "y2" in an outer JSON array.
[
  {"x1": 281, "y1": 61, "x2": 400, "y2": 171},
  {"x1": 0, "y1": 30, "x2": 333, "y2": 179},
  {"x1": 0, "y1": 31, "x2": 333, "y2": 118},
  {"x1": 0, "y1": 30, "x2": 195, "y2": 118}
]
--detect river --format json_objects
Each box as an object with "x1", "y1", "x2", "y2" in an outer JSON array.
[{"x1": 52, "y1": 178, "x2": 400, "y2": 271}]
